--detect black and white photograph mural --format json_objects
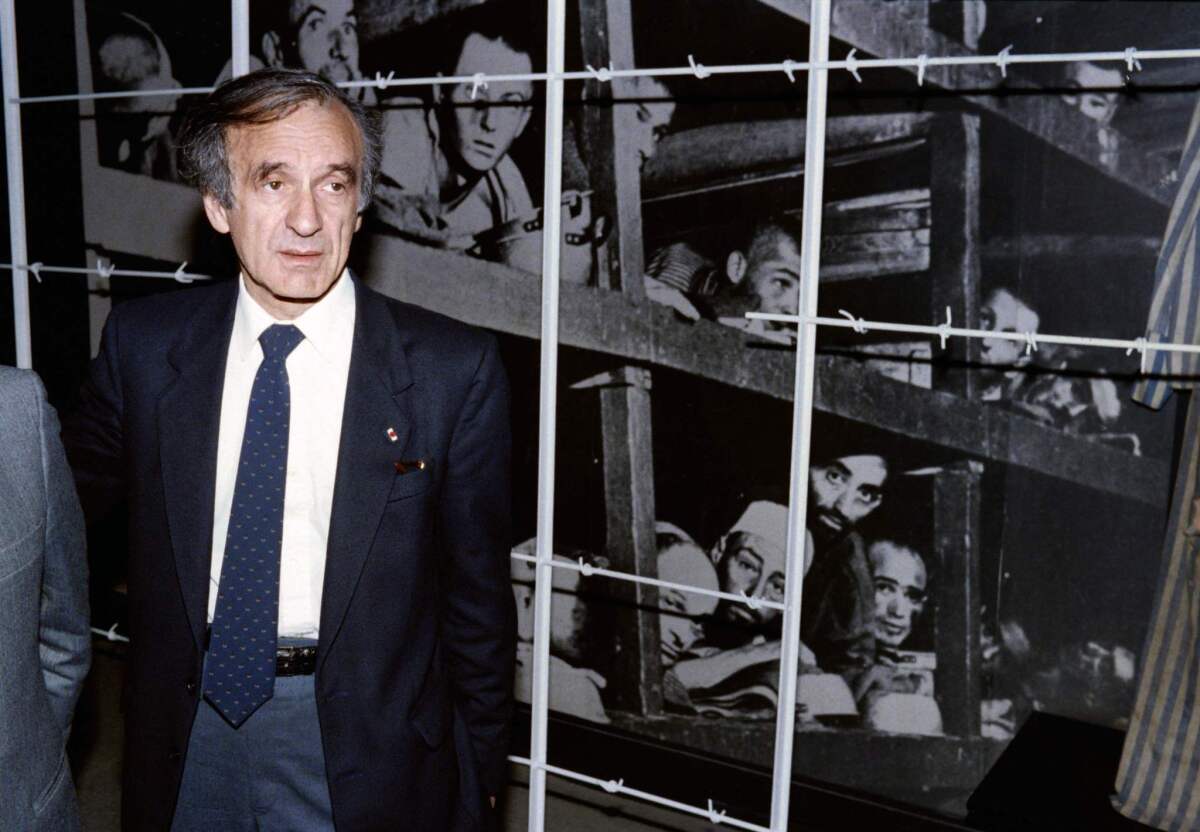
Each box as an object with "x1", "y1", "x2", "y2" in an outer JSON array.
[{"x1": 10, "y1": 0, "x2": 1200, "y2": 828}]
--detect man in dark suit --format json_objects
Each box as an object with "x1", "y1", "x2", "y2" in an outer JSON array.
[
  {"x1": 0, "y1": 367, "x2": 91, "y2": 831},
  {"x1": 67, "y1": 69, "x2": 514, "y2": 830}
]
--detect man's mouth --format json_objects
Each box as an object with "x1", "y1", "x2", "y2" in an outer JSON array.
[
  {"x1": 279, "y1": 250, "x2": 323, "y2": 266},
  {"x1": 879, "y1": 621, "x2": 906, "y2": 639},
  {"x1": 322, "y1": 62, "x2": 356, "y2": 83},
  {"x1": 816, "y1": 512, "x2": 844, "y2": 532},
  {"x1": 471, "y1": 139, "x2": 497, "y2": 155}
]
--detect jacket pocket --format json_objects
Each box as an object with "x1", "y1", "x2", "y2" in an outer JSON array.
[{"x1": 387, "y1": 458, "x2": 434, "y2": 502}]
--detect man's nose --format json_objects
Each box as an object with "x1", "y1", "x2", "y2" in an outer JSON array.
[
  {"x1": 330, "y1": 30, "x2": 347, "y2": 60},
  {"x1": 287, "y1": 188, "x2": 322, "y2": 236},
  {"x1": 478, "y1": 103, "x2": 494, "y2": 132}
]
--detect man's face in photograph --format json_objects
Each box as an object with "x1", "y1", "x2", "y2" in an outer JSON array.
[
  {"x1": 808, "y1": 454, "x2": 886, "y2": 545},
  {"x1": 742, "y1": 229, "x2": 802, "y2": 327},
  {"x1": 713, "y1": 532, "x2": 785, "y2": 630},
  {"x1": 288, "y1": 0, "x2": 361, "y2": 82},
  {"x1": 1061, "y1": 61, "x2": 1122, "y2": 126},
  {"x1": 442, "y1": 33, "x2": 533, "y2": 175},
  {"x1": 980, "y1": 289, "x2": 1038, "y2": 367},
  {"x1": 628, "y1": 76, "x2": 675, "y2": 170},
  {"x1": 868, "y1": 542, "x2": 927, "y2": 648}
]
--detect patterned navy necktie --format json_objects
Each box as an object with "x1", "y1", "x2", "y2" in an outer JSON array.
[{"x1": 204, "y1": 323, "x2": 305, "y2": 727}]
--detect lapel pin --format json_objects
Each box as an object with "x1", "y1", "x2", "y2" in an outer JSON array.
[
  {"x1": 386, "y1": 427, "x2": 399, "y2": 443},
  {"x1": 394, "y1": 459, "x2": 426, "y2": 474}
]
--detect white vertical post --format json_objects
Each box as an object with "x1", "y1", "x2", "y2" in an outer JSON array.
[
  {"x1": 1, "y1": 0, "x2": 29, "y2": 368},
  {"x1": 527, "y1": 1, "x2": 568, "y2": 830},
  {"x1": 231, "y1": 0, "x2": 250, "y2": 78},
  {"x1": 769, "y1": 0, "x2": 831, "y2": 828}
]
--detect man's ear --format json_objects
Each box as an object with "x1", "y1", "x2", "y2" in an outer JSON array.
[
  {"x1": 725, "y1": 251, "x2": 748, "y2": 286},
  {"x1": 354, "y1": 213, "x2": 363, "y2": 233},
  {"x1": 261, "y1": 31, "x2": 285, "y2": 68},
  {"x1": 202, "y1": 193, "x2": 231, "y2": 235}
]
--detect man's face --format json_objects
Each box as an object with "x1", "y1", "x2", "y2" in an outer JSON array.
[
  {"x1": 1062, "y1": 62, "x2": 1122, "y2": 126},
  {"x1": 808, "y1": 454, "x2": 886, "y2": 543},
  {"x1": 868, "y1": 543, "x2": 927, "y2": 647},
  {"x1": 100, "y1": 33, "x2": 181, "y2": 133},
  {"x1": 289, "y1": 0, "x2": 361, "y2": 82},
  {"x1": 510, "y1": 556, "x2": 588, "y2": 663},
  {"x1": 629, "y1": 76, "x2": 675, "y2": 170},
  {"x1": 202, "y1": 100, "x2": 363, "y2": 320},
  {"x1": 980, "y1": 289, "x2": 1036, "y2": 367},
  {"x1": 657, "y1": 543, "x2": 718, "y2": 666},
  {"x1": 713, "y1": 533, "x2": 785, "y2": 629},
  {"x1": 548, "y1": 566, "x2": 587, "y2": 663},
  {"x1": 746, "y1": 231, "x2": 802, "y2": 325},
  {"x1": 442, "y1": 33, "x2": 533, "y2": 175}
]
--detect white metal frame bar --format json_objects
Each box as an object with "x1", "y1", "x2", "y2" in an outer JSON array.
[
  {"x1": 0, "y1": 262, "x2": 210, "y2": 283},
  {"x1": 749, "y1": 310, "x2": 1196, "y2": 371},
  {"x1": 510, "y1": 551, "x2": 787, "y2": 612},
  {"x1": 12, "y1": 45, "x2": 1200, "y2": 105},
  {"x1": 769, "y1": 0, "x2": 830, "y2": 826},
  {"x1": 231, "y1": 0, "x2": 250, "y2": 79},
  {"x1": 526, "y1": 0, "x2": 568, "y2": 829},
  {"x1": 1, "y1": 0, "x2": 29, "y2": 367},
  {"x1": 509, "y1": 755, "x2": 773, "y2": 832}
]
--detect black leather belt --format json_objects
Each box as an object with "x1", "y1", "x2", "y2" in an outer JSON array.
[
  {"x1": 204, "y1": 628, "x2": 317, "y2": 677},
  {"x1": 274, "y1": 644, "x2": 318, "y2": 677}
]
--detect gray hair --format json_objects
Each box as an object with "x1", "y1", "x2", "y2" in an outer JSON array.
[{"x1": 177, "y1": 68, "x2": 383, "y2": 211}]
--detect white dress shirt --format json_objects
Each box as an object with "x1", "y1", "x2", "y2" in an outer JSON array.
[{"x1": 208, "y1": 271, "x2": 355, "y2": 638}]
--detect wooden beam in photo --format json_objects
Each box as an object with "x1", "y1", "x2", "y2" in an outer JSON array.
[
  {"x1": 571, "y1": 365, "x2": 663, "y2": 715},
  {"x1": 756, "y1": 0, "x2": 1172, "y2": 206},
  {"x1": 578, "y1": 0, "x2": 646, "y2": 297},
  {"x1": 929, "y1": 112, "x2": 981, "y2": 398},
  {"x1": 931, "y1": 460, "x2": 983, "y2": 738},
  {"x1": 607, "y1": 713, "x2": 1006, "y2": 804},
  {"x1": 362, "y1": 237, "x2": 1168, "y2": 503},
  {"x1": 982, "y1": 233, "x2": 1162, "y2": 260}
]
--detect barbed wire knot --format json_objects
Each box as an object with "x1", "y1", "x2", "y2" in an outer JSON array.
[
  {"x1": 996, "y1": 45, "x2": 1013, "y2": 78},
  {"x1": 845, "y1": 48, "x2": 862, "y2": 83}
]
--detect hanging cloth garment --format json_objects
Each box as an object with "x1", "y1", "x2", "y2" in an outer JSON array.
[
  {"x1": 1114, "y1": 394, "x2": 1200, "y2": 829},
  {"x1": 1115, "y1": 94, "x2": 1200, "y2": 830},
  {"x1": 1133, "y1": 97, "x2": 1200, "y2": 411}
]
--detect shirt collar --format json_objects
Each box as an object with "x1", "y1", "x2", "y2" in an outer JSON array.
[{"x1": 231, "y1": 269, "x2": 356, "y2": 364}]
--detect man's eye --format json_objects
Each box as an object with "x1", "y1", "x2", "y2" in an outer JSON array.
[
  {"x1": 265, "y1": 180, "x2": 283, "y2": 191},
  {"x1": 328, "y1": 181, "x2": 345, "y2": 193},
  {"x1": 826, "y1": 470, "x2": 844, "y2": 484}
]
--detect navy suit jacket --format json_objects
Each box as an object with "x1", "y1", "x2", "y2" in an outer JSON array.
[{"x1": 67, "y1": 276, "x2": 515, "y2": 831}]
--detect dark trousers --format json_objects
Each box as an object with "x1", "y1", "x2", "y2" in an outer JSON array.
[{"x1": 170, "y1": 647, "x2": 333, "y2": 831}]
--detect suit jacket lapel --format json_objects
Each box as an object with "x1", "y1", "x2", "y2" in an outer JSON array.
[
  {"x1": 319, "y1": 278, "x2": 413, "y2": 666},
  {"x1": 158, "y1": 282, "x2": 237, "y2": 650}
]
